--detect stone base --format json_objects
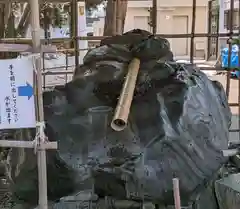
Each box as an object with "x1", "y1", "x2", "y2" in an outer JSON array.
[{"x1": 215, "y1": 173, "x2": 240, "y2": 209}]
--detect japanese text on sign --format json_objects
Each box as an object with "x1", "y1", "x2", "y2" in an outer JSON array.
[
  {"x1": 0, "y1": 57, "x2": 36, "y2": 129},
  {"x1": 6, "y1": 64, "x2": 19, "y2": 124}
]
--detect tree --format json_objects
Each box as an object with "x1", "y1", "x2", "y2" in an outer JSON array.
[
  {"x1": 1, "y1": 0, "x2": 104, "y2": 39},
  {"x1": 104, "y1": 0, "x2": 127, "y2": 36},
  {"x1": 0, "y1": 4, "x2": 5, "y2": 38},
  {"x1": 0, "y1": 0, "x2": 128, "y2": 38}
]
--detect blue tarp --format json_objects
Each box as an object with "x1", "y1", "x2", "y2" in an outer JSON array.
[
  {"x1": 231, "y1": 70, "x2": 240, "y2": 78},
  {"x1": 221, "y1": 45, "x2": 240, "y2": 78},
  {"x1": 221, "y1": 44, "x2": 239, "y2": 68}
]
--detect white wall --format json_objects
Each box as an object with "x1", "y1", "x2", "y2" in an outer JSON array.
[
  {"x1": 93, "y1": 17, "x2": 105, "y2": 36},
  {"x1": 124, "y1": 7, "x2": 151, "y2": 32},
  {"x1": 92, "y1": 0, "x2": 208, "y2": 58},
  {"x1": 157, "y1": 0, "x2": 208, "y2": 7},
  {"x1": 156, "y1": 6, "x2": 208, "y2": 57},
  {"x1": 92, "y1": 0, "x2": 152, "y2": 36}
]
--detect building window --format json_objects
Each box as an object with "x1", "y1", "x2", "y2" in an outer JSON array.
[{"x1": 224, "y1": 9, "x2": 239, "y2": 30}]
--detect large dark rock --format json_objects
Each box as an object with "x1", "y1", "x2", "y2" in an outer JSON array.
[{"x1": 0, "y1": 29, "x2": 231, "y2": 208}]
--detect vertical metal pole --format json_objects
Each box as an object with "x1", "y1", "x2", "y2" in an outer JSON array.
[
  {"x1": 152, "y1": 0, "x2": 157, "y2": 35},
  {"x1": 0, "y1": 3, "x2": 5, "y2": 38},
  {"x1": 65, "y1": 50, "x2": 69, "y2": 83},
  {"x1": 238, "y1": 0, "x2": 240, "y2": 141},
  {"x1": 43, "y1": 54, "x2": 46, "y2": 90},
  {"x1": 115, "y1": 0, "x2": 121, "y2": 35},
  {"x1": 70, "y1": 0, "x2": 74, "y2": 48},
  {"x1": 43, "y1": 9, "x2": 50, "y2": 44},
  {"x1": 226, "y1": 0, "x2": 234, "y2": 99},
  {"x1": 29, "y1": 0, "x2": 48, "y2": 208},
  {"x1": 190, "y1": 0, "x2": 196, "y2": 63},
  {"x1": 113, "y1": 0, "x2": 117, "y2": 35},
  {"x1": 207, "y1": 1, "x2": 212, "y2": 60},
  {"x1": 73, "y1": 0, "x2": 79, "y2": 67},
  {"x1": 29, "y1": 0, "x2": 41, "y2": 51},
  {"x1": 215, "y1": 7, "x2": 220, "y2": 59}
]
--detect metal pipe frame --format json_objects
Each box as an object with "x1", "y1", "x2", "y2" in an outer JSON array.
[
  {"x1": 1, "y1": 32, "x2": 240, "y2": 44},
  {"x1": 0, "y1": 0, "x2": 239, "y2": 133}
]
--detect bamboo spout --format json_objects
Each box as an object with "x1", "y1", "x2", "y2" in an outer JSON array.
[{"x1": 111, "y1": 58, "x2": 140, "y2": 131}]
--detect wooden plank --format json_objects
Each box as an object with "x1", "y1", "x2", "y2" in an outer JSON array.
[
  {"x1": 42, "y1": 45, "x2": 57, "y2": 53},
  {"x1": 0, "y1": 43, "x2": 31, "y2": 52},
  {"x1": 0, "y1": 44, "x2": 57, "y2": 52},
  {"x1": 0, "y1": 140, "x2": 57, "y2": 149},
  {"x1": 0, "y1": 0, "x2": 81, "y2": 2}
]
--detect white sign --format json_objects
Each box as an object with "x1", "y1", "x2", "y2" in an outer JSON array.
[{"x1": 0, "y1": 57, "x2": 36, "y2": 129}]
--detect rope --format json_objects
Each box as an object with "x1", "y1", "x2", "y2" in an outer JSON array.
[
  {"x1": 33, "y1": 121, "x2": 46, "y2": 154},
  {"x1": 31, "y1": 53, "x2": 46, "y2": 154},
  {"x1": 31, "y1": 53, "x2": 41, "y2": 73}
]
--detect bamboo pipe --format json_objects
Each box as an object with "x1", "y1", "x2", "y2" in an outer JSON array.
[
  {"x1": 111, "y1": 58, "x2": 140, "y2": 131},
  {"x1": 173, "y1": 178, "x2": 181, "y2": 209}
]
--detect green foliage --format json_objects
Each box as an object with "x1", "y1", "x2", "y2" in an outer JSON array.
[
  {"x1": 40, "y1": 0, "x2": 104, "y2": 28},
  {"x1": 40, "y1": 2, "x2": 67, "y2": 28},
  {"x1": 232, "y1": 38, "x2": 240, "y2": 45},
  {"x1": 86, "y1": 0, "x2": 104, "y2": 9},
  {"x1": 10, "y1": 0, "x2": 105, "y2": 30}
]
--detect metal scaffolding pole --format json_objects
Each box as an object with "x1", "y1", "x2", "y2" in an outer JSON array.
[
  {"x1": 70, "y1": 0, "x2": 79, "y2": 67},
  {"x1": 152, "y1": 0, "x2": 157, "y2": 34},
  {"x1": 190, "y1": 0, "x2": 196, "y2": 63},
  {"x1": 29, "y1": 0, "x2": 48, "y2": 208}
]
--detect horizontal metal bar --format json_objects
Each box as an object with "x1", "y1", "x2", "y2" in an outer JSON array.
[
  {"x1": 229, "y1": 129, "x2": 240, "y2": 132},
  {"x1": 222, "y1": 149, "x2": 239, "y2": 157},
  {"x1": 229, "y1": 141, "x2": 240, "y2": 146},
  {"x1": 56, "y1": 48, "x2": 91, "y2": 52},
  {"x1": 42, "y1": 66, "x2": 74, "y2": 71},
  {"x1": 0, "y1": 44, "x2": 32, "y2": 52},
  {"x1": 1, "y1": 33, "x2": 239, "y2": 44},
  {"x1": 49, "y1": 32, "x2": 240, "y2": 40},
  {"x1": 42, "y1": 71, "x2": 74, "y2": 75},
  {"x1": 41, "y1": 45, "x2": 57, "y2": 53},
  {"x1": 0, "y1": 0, "x2": 78, "y2": 2},
  {"x1": 0, "y1": 140, "x2": 57, "y2": 149},
  {"x1": 0, "y1": 44, "x2": 57, "y2": 53},
  {"x1": 229, "y1": 103, "x2": 240, "y2": 107},
  {"x1": 41, "y1": 67, "x2": 227, "y2": 74},
  {"x1": 155, "y1": 33, "x2": 239, "y2": 38}
]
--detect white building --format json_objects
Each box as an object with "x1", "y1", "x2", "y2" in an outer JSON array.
[
  {"x1": 93, "y1": 0, "x2": 209, "y2": 59},
  {"x1": 218, "y1": 0, "x2": 239, "y2": 49}
]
